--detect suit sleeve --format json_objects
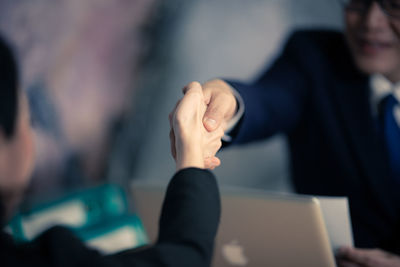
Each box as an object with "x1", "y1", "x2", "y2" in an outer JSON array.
[
  {"x1": 107, "y1": 168, "x2": 221, "y2": 267},
  {"x1": 225, "y1": 32, "x2": 310, "y2": 144},
  {"x1": 2, "y1": 168, "x2": 220, "y2": 267}
]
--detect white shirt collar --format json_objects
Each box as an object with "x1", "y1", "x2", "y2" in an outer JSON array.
[{"x1": 370, "y1": 74, "x2": 400, "y2": 114}]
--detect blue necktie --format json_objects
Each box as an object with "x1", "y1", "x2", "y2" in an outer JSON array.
[{"x1": 379, "y1": 94, "x2": 400, "y2": 182}]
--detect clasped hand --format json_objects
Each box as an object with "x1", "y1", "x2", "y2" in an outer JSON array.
[
  {"x1": 336, "y1": 246, "x2": 400, "y2": 267},
  {"x1": 169, "y1": 82, "x2": 225, "y2": 171}
]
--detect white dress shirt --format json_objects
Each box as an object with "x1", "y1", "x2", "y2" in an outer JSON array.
[{"x1": 370, "y1": 74, "x2": 400, "y2": 127}]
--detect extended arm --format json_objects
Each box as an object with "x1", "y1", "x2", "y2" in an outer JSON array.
[{"x1": 181, "y1": 33, "x2": 310, "y2": 147}]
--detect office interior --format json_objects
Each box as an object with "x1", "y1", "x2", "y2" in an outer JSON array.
[{"x1": 0, "y1": 0, "x2": 344, "y2": 255}]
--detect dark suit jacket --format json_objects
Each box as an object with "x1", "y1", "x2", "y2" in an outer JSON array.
[
  {"x1": 0, "y1": 168, "x2": 221, "y2": 266},
  {"x1": 226, "y1": 29, "x2": 400, "y2": 253}
]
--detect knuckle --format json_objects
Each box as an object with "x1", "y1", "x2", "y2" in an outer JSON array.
[
  {"x1": 184, "y1": 81, "x2": 202, "y2": 93},
  {"x1": 188, "y1": 81, "x2": 201, "y2": 88}
]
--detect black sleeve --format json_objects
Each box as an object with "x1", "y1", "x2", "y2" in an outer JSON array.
[
  {"x1": 2, "y1": 168, "x2": 220, "y2": 267},
  {"x1": 2, "y1": 226, "x2": 114, "y2": 267},
  {"x1": 108, "y1": 168, "x2": 221, "y2": 267}
]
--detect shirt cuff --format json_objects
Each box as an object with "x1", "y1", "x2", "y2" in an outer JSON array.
[{"x1": 222, "y1": 87, "x2": 245, "y2": 142}]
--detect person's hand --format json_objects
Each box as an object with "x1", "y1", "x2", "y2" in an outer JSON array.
[
  {"x1": 336, "y1": 246, "x2": 400, "y2": 267},
  {"x1": 169, "y1": 82, "x2": 224, "y2": 171},
  {"x1": 201, "y1": 79, "x2": 237, "y2": 132}
]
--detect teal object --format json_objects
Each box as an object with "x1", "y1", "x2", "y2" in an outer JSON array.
[
  {"x1": 76, "y1": 215, "x2": 149, "y2": 254},
  {"x1": 8, "y1": 183, "x2": 135, "y2": 243}
]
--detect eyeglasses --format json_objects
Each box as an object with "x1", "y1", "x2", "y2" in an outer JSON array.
[{"x1": 339, "y1": 0, "x2": 400, "y2": 18}]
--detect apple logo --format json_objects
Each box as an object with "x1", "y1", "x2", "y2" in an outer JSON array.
[{"x1": 222, "y1": 239, "x2": 249, "y2": 266}]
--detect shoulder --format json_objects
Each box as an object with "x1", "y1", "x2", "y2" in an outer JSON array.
[
  {"x1": 286, "y1": 29, "x2": 345, "y2": 49},
  {"x1": 289, "y1": 29, "x2": 344, "y2": 42},
  {"x1": 33, "y1": 226, "x2": 103, "y2": 265},
  {"x1": 281, "y1": 28, "x2": 357, "y2": 75},
  {"x1": 285, "y1": 28, "x2": 347, "y2": 57},
  {"x1": 1, "y1": 226, "x2": 101, "y2": 266}
]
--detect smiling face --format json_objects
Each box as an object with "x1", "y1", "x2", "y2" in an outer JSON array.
[{"x1": 345, "y1": 2, "x2": 400, "y2": 82}]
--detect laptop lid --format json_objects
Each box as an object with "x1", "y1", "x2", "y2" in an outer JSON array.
[
  {"x1": 213, "y1": 190, "x2": 337, "y2": 267},
  {"x1": 131, "y1": 184, "x2": 339, "y2": 267}
]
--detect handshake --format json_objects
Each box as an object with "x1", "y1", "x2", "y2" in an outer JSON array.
[{"x1": 169, "y1": 80, "x2": 236, "y2": 171}]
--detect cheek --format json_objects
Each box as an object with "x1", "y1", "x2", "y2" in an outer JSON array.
[
  {"x1": 391, "y1": 22, "x2": 400, "y2": 65},
  {"x1": 345, "y1": 12, "x2": 360, "y2": 33},
  {"x1": 344, "y1": 13, "x2": 360, "y2": 51},
  {"x1": 0, "y1": 129, "x2": 34, "y2": 192},
  {"x1": 390, "y1": 21, "x2": 400, "y2": 51},
  {"x1": 391, "y1": 20, "x2": 400, "y2": 37},
  {"x1": 21, "y1": 126, "x2": 35, "y2": 179},
  {"x1": 389, "y1": 44, "x2": 400, "y2": 61},
  {"x1": 12, "y1": 118, "x2": 35, "y2": 188}
]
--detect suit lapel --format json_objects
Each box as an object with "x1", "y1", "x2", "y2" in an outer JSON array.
[{"x1": 332, "y1": 76, "x2": 399, "y2": 219}]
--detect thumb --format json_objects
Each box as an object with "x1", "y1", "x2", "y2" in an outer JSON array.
[
  {"x1": 203, "y1": 99, "x2": 225, "y2": 132},
  {"x1": 202, "y1": 80, "x2": 237, "y2": 132}
]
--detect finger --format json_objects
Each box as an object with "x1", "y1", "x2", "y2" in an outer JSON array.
[
  {"x1": 208, "y1": 158, "x2": 221, "y2": 170},
  {"x1": 175, "y1": 83, "x2": 204, "y2": 125},
  {"x1": 169, "y1": 129, "x2": 176, "y2": 159},
  {"x1": 336, "y1": 259, "x2": 362, "y2": 267},
  {"x1": 203, "y1": 130, "x2": 223, "y2": 154},
  {"x1": 211, "y1": 157, "x2": 221, "y2": 167},
  {"x1": 203, "y1": 92, "x2": 233, "y2": 132},
  {"x1": 204, "y1": 158, "x2": 213, "y2": 169},
  {"x1": 206, "y1": 126, "x2": 225, "y2": 139},
  {"x1": 204, "y1": 157, "x2": 221, "y2": 170},
  {"x1": 203, "y1": 127, "x2": 224, "y2": 142},
  {"x1": 339, "y1": 247, "x2": 379, "y2": 266},
  {"x1": 182, "y1": 81, "x2": 202, "y2": 95}
]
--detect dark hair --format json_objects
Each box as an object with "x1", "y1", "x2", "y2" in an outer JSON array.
[{"x1": 0, "y1": 34, "x2": 18, "y2": 139}]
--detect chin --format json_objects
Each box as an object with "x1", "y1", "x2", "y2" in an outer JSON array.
[{"x1": 355, "y1": 56, "x2": 397, "y2": 76}]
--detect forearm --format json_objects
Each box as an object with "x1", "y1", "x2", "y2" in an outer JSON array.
[
  {"x1": 158, "y1": 168, "x2": 220, "y2": 242},
  {"x1": 175, "y1": 146, "x2": 204, "y2": 171},
  {"x1": 106, "y1": 169, "x2": 220, "y2": 267},
  {"x1": 157, "y1": 168, "x2": 220, "y2": 266}
]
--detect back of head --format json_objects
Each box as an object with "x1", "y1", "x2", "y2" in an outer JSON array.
[{"x1": 0, "y1": 34, "x2": 18, "y2": 139}]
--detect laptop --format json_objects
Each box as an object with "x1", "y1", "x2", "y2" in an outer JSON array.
[{"x1": 131, "y1": 183, "x2": 351, "y2": 267}]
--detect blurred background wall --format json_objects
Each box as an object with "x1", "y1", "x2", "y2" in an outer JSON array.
[
  {"x1": 124, "y1": 0, "x2": 344, "y2": 192},
  {"x1": 0, "y1": 0, "x2": 344, "y2": 199},
  {"x1": 0, "y1": 0, "x2": 162, "y2": 198}
]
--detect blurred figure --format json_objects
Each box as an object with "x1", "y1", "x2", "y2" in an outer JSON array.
[
  {"x1": 0, "y1": 0, "x2": 161, "y2": 194},
  {"x1": 0, "y1": 36, "x2": 222, "y2": 267},
  {"x1": 171, "y1": 0, "x2": 400, "y2": 265}
]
